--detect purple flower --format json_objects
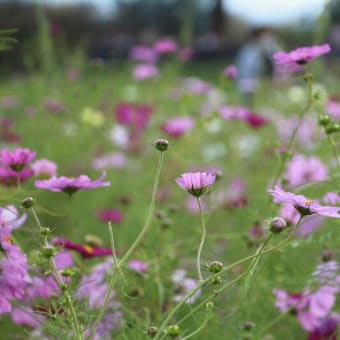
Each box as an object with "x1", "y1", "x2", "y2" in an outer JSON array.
[
  {"x1": 11, "y1": 307, "x2": 42, "y2": 328},
  {"x1": 161, "y1": 116, "x2": 195, "y2": 138},
  {"x1": 35, "y1": 172, "x2": 110, "y2": 195},
  {"x1": 285, "y1": 155, "x2": 328, "y2": 188},
  {"x1": 0, "y1": 148, "x2": 36, "y2": 172},
  {"x1": 127, "y1": 260, "x2": 148, "y2": 274},
  {"x1": 97, "y1": 209, "x2": 123, "y2": 224},
  {"x1": 31, "y1": 158, "x2": 57, "y2": 178},
  {"x1": 273, "y1": 286, "x2": 337, "y2": 332},
  {"x1": 223, "y1": 64, "x2": 237, "y2": 80},
  {"x1": 153, "y1": 38, "x2": 177, "y2": 55},
  {"x1": 171, "y1": 270, "x2": 201, "y2": 304},
  {"x1": 268, "y1": 186, "x2": 340, "y2": 218},
  {"x1": 176, "y1": 172, "x2": 216, "y2": 197},
  {"x1": 326, "y1": 98, "x2": 340, "y2": 121},
  {"x1": 129, "y1": 45, "x2": 158, "y2": 63},
  {"x1": 308, "y1": 314, "x2": 340, "y2": 340},
  {"x1": 132, "y1": 63, "x2": 159, "y2": 81},
  {"x1": 273, "y1": 44, "x2": 331, "y2": 65}
]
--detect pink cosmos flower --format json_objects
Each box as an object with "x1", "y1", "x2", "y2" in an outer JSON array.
[
  {"x1": 171, "y1": 270, "x2": 201, "y2": 304},
  {"x1": 31, "y1": 158, "x2": 57, "y2": 178},
  {"x1": 53, "y1": 237, "x2": 113, "y2": 258},
  {"x1": 127, "y1": 260, "x2": 148, "y2": 274},
  {"x1": 176, "y1": 172, "x2": 216, "y2": 197},
  {"x1": 0, "y1": 148, "x2": 36, "y2": 171},
  {"x1": 273, "y1": 44, "x2": 331, "y2": 65},
  {"x1": 35, "y1": 172, "x2": 110, "y2": 195},
  {"x1": 0, "y1": 168, "x2": 34, "y2": 186},
  {"x1": 153, "y1": 38, "x2": 177, "y2": 55},
  {"x1": 132, "y1": 63, "x2": 159, "y2": 81},
  {"x1": 97, "y1": 209, "x2": 123, "y2": 224},
  {"x1": 93, "y1": 152, "x2": 127, "y2": 170},
  {"x1": 223, "y1": 64, "x2": 237, "y2": 80},
  {"x1": 308, "y1": 314, "x2": 340, "y2": 340},
  {"x1": 115, "y1": 102, "x2": 153, "y2": 130},
  {"x1": 268, "y1": 186, "x2": 340, "y2": 218},
  {"x1": 326, "y1": 97, "x2": 340, "y2": 120},
  {"x1": 285, "y1": 155, "x2": 328, "y2": 188},
  {"x1": 273, "y1": 286, "x2": 336, "y2": 332},
  {"x1": 161, "y1": 116, "x2": 195, "y2": 138},
  {"x1": 129, "y1": 45, "x2": 158, "y2": 63}
]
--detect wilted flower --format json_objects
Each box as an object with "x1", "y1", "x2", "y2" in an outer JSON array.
[
  {"x1": 0, "y1": 148, "x2": 36, "y2": 172},
  {"x1": 273, "y1": 44, "x2": 331, "y2": 65},
  {"x1": 268, "y1": 186, "x2": 340, "y2": 218},
  {"x1": 35, "y1": 173, "x2": 110, "y2": 195},
  {"x1": 161, "y1": 116, "x2": 195, "y2": 138},
  {"x1": 176, "y1": 172, "x2": 216, "y2": 197}
]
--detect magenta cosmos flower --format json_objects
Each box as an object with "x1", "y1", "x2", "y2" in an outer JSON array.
[
  {"x1": 268, "y1": 186, "x2": 340, "y2": 218},
  {"x1": 35, "y1": 172, "x2": 110, "y2": 195},
  {"x1": 0, "y1": 148, "x2": 36, "y2": 172},
  {"x1": 97, "y1": 209, "x2": 123, "y2": 224},
  {"x1": 176, "y1": 172, "x2": 216, "y2": 197},
  {"x1": 132, "y1": 63, "x2": 159, "y2": 81},
  {"x1": 273, "y1": 44, "x2": 331, "y2": 65}
]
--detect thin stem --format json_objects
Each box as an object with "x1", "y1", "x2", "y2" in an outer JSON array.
[
  {"x1": 258, "y1": 312, "x2": 288, "y2": 337},
  {"x1": 196, "y1": 196, "x2": 207, "y2": 282},
  {"x1": 180, "y1": 309, "x2": 211, "y2": 340},
  {"x1": 173, "y1": 218, "x2": 303, "y2": 328},
  {"x1": 119, "y1": 151, "x2": 164, "y2": 266},
  {"x1": 271, "y1": 74, "x2": 313, "y2": 188},
  {"x1": 30, "y1": 207, "x2": 82, "y2": 340},
  {"x1": 88, "y1": 222, "x2": 120, "y2": 339}
]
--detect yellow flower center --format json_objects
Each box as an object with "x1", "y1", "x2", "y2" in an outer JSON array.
[{"x1": 83, "y1": 245, "x2": 94, "y2": 254}]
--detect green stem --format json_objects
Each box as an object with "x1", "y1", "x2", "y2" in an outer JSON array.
[
  {"x1": 271, "y1": 74, "x2": 313, "y2": 188},
  {"x1": 180, "y1": 309, "x2": 211, "y2": 340},
  {"x1": 119, "y1": 151, "x2": 164, "y2": 266},
  {"x1": 171, "y1": 219, "x2": 303, "y2": 329},
  {"x1": 30, "y1": 207, "x2": 82, "y2": 340},
  {"x1": 196, "y1": 196, "x2": 207, "y2": 282},
  {"x1": 88, "y1": 223, "x2": 119, "y2": 339}
]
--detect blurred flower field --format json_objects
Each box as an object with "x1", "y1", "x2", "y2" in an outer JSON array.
[{"x1": 0, "y1": 39, "x2": 339, "y2": 340}]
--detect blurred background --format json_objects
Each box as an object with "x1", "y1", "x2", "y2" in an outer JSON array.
[{"x1": 1, "y1": 0, "x2": 340, "y2": 72}]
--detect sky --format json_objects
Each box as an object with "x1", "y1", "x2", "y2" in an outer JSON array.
[{"x1": 37, "y1": 0, "x2": 330, "y2": 26}]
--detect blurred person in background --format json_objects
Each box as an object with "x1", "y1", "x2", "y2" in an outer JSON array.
[{"x1": 235, "y1": 27, "x2": 278, "y2": 107}]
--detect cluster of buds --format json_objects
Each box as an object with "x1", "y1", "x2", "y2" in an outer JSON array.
[{"x1": 319, "y1": 114, "x2": 340, "y2": 134}]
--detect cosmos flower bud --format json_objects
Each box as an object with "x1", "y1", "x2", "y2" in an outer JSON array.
[
  {"x1": 167, "y1": 325, "x2": 181, "y2": 337},
  {"x1": 210, "y1": 275, "x2": 223, "y2": 285},
  {"x1": 321, "y1": 249, "x2": 334, "y2": 262},
  {"x1": 208, "y1": 260, "x2": 224, "y2": 273},
  {"x1": 270, "y1": 217, "x2": 287, "y2": 233},
  {"x1": 154, "y1": 138, "x2": 169, "y2": 152},
  {"x1": 42, "y1": 245, "x2": 57, "y2": 258},
  {"x1": 40, "y1": 227, "x2": 51, "y2": 236},
  {"x1": 206, "y1": 301, "x2": 214, "y2": 310},
  {"x1": 147, "y1": 326, "x2": 158, "y2": 338},
  {"x1": 325, "y1": 123, "x2": 340, "y2": 134},
  {"x1": 318, "y1": 114, "x2": 331, "y2": 126},
  {"x1": 21, "y1": 197, "x2": 35, "y2": 209},
  {"x1": 243, "y1": 321, "x2": 255, "y2": 331}
]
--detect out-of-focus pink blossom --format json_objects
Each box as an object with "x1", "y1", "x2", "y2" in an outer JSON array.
[
  {"x1": 97, "y1": 209, "x2": 123, "y2": 224},
  {"x1": 128, "y1": 260, "x2": 148, "y2": 274},
  {"x1": 132, "y1": 63, "x2": 159, "y2": 80},
  {"x1": 31, "y1": 158, "x2": 57, "y2": 178},
  {"x1": 129, "y1": 46, "x2": 158, "y2": 63},
  {"x1": 115, "y1": 102, "x2": 153, "y2": 130},
  {"x1": 153, "y1": 38, "x2": 177, "y2": 55},
  {"x1": 223, "y1": 64, "x2": 237, "y2": 80},
  {"x1": 162, "y1": 116, "x2": 195, "y2": 138}
]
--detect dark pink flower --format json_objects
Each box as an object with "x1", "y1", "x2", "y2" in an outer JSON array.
[
  {"x1": 0, "y1": 148, "x2": 36, "y2": 171},
  {"x1": 53, "y1": 237, "x2": 113, "y2": 259},
  {"x1": 273, "y1": 44, "x2": 331, "y2": 65},
  {"x1": 35, "y1": 173, "x2": 110, "y2": 195},
  {"x1": 223, "y1": 64, "x2": 237, "y2": 80},
  {"x1": 97, "y1": 209, "x2": 123, "y2": 224},
  {"x1": 115, "y1": 102, "x2": 153, "y2": 130},
  {"x1": 176, "y1": 172, "x2": 216, "y2": 197},
  {"x1": 161, "y1": 116, "x2": 195, "y2": 138},
  {"x1": 308, "y1": 314, "x2": 340, "y2": 340},
  {"x1": 244, "y1": 112, "x2": 267, "y2": 128},
  {"x1": 0, "y1": 168, "x2": 34, "y2": 186},
  {"x1": 268, "y1": 186, "x2": 340, "y2": 218}
]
